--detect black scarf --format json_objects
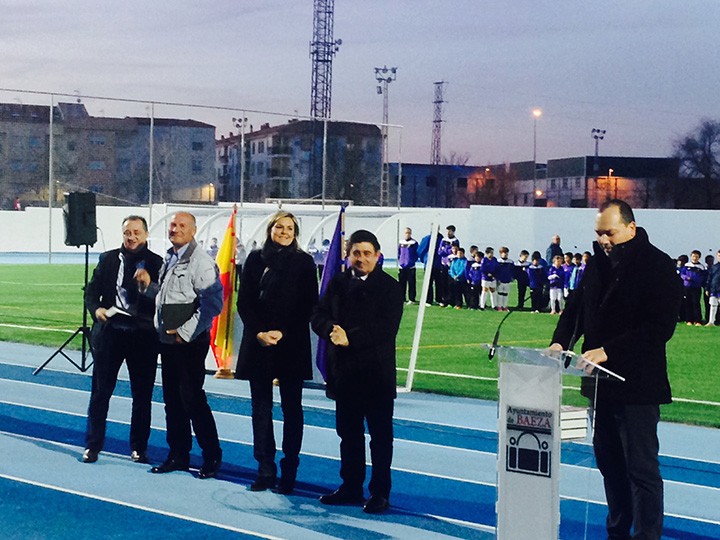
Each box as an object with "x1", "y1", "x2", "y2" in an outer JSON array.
[{"x1": 119, "y1": 244, "x2": 149, "y2": 308}]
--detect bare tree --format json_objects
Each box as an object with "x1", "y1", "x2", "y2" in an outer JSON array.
[
  {"x1": 674, "y1": 119, "x2": 720, "y2": 209},
  {"x1": 442, "y1": 151, "x2": 470, "y2": 166}
]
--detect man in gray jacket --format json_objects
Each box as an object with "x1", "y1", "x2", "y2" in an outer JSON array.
[{"x1": 137, "y1": 211, "x2": 224, "y2": 479}]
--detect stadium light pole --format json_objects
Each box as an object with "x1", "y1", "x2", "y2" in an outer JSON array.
[
  {"x1": 592, "y1": 128, "x2": 606, "y2": 157},
  {"x1": 375, "y1": 65, "x2": 397, "y2": 206},
  {"x1": 532, "y1": 108, "x2": 542, "y2": 204}
]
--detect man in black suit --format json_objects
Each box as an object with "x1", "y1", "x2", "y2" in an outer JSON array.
[
  {"x1": 550, "y1": 200, "x2": 682, "y2": 539},
  {"x1": 83, "y1": 215, "x2": 163, "y2": 464},
  {"x1": 312, "y1": 229, "x2": 404, "y2": 514}
]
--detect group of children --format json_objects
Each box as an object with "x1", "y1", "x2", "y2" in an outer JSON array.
[
  {"x1": 677, "y1": 249, "x2": 720, "y2": 326},
  {"x1": 441, "y1": 244, "x2": 590, "y2": 314}
]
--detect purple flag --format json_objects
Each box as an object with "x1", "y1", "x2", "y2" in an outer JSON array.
[{"x1": 315, "y1": 207, "x2": 345, "y2": 380}]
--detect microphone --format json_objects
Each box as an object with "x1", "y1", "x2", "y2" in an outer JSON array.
[
  {"x1": 488, "y1": 288, "x2": 531, "y2": 360},
  {"x1": 488, "y1": 308, "x2": 514, "y2": 360}
]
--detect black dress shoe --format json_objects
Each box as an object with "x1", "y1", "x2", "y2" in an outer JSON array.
[
  {"x1": 273, "y1": 480, "x2": 295, "y2": 495},
  {"x1": 249, "y1": 476, "x2": 276, "y2": 492},
  {"x1": 363, "y1": 495, "x2": 390, "y2": 514},
  {"x1": 198, "y1": 457, "x2": 222, "y2": 479},
  {"x1": 150, "y1": 457, "x2": 189, "y2": 474},
  {"x1": 319, "y1": 488, "x2": 365, "y2": 506},
  {"x1": 130, "y1": 450, "x2": 148, "y2": 464},
  {"x1": 82, "y1": 449, "x2": 99, "y2": 463}
]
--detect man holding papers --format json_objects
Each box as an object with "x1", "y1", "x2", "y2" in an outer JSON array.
[
  {"x1": 550, "y1": 200, "x2": 682, "y2": 540},
  {"x1": 82, "y1": 215, "x2": 163, "y2": 464}
]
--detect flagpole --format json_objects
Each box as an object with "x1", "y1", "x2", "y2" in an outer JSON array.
[
  {"x1": 213, "y1": 204, "x2": 238, "y2": 379},
  {"x1": 405, "y1": 219, "x2": 439, "y2": 392}
]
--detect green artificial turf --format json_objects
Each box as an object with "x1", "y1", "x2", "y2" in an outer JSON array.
[{"x1": 1, "y1": 264, "x2": 718, "y2": 427}]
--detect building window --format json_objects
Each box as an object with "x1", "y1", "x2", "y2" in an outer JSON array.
[
  {"x1": 11, "y1": 160, "x2": 22, "y2": 171},
  {"x1": 192, "y1": 159, "x2": 203, "y2": 175},
  {"x1": 27, "y1": 162, "x2": 39, "y2": 172},
  {"x1": 29, "y1": 136, "x2": 41, "y2": 148},
  {"x1": 258, "y1": 162, "x2": 265, "y2": 175},
  {"x1": 88, "y1": 134, "x2": 106, "y2": 146},
  {"x1": 192, "y1": 141, "x2": 204, "y2": 151},
  {"x1": 87, "y1": 161, "x2": 106, "y2": 170},
  {"x1": 117, "y1": 159, "x2": 131, "y2": 173},
  {"x1": 251, "y1": 142, "x2": 256, "y2": 154},
  {"x1": 258, "y1": 141, "x2": 265, "y2": 154},
  {"x1": 562, "y1": 178, "x2": 568, "y2": 188},
  {"x1": 524, "y1": 193, "x2": 529, "y2": 205},
  {"x1": 575, "y1": 177, "x2": 581, "y2": 188},
  {"x1": 550, "y1": 178, "x2": 556, "y2": 189}
]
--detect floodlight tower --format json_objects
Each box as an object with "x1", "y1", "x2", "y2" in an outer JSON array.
[
  {"x1": 375, "y1": 65, "x2": 397, "y2": 206},
  {"x1": 431, "y1": 81, "x2": 446, "y2": 165},
  {"x1": 591, "y1": 128, "x2": 606, "y2": 157},
  {"x1": 309, "y1": 0, "x2": 341, "y2": 202},
  {"x1": 309, "y1": 0, "x2": 341, "y2": 119}
]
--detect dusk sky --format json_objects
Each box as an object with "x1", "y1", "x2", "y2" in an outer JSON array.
[{"x1": 2, "y1": 0, "x2": 718, "y2": 165}]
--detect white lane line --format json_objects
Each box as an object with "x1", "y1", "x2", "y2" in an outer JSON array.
[
  {"x1": 0, "y1": 323, "x2": 75, "y2": 333},
  {"x1": 0, "y1": 472, "x2": 284, "y2": 540},
  {"x1": 3, "y1": 376, "x2": 720, "y2": 471}
]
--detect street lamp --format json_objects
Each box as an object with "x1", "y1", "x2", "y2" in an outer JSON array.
[
  {"x1": 532, "y1": 108, "x2": 542, "y2": 204},
  {"x1": 609, "y1": 168, "x2": 616, "y2": 198},
  {"x1": 232, "y1": 115, "x2": 247, "y2": 206}
]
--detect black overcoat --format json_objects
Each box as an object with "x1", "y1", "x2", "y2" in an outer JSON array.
[
  {"x1": 311, "y1": 267, "x2": 404, "y2": 401},
  {"x1": 552, "y1": 227, "x2": 682, "y2": 404},
  {"x1": 235, "y1": 248, "x2": 318, "y2": 380}
]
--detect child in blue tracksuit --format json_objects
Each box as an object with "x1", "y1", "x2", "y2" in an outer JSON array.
[
  {"x1": 706, "y1": 250, "x2": 720, "y2": 326},
  {"x1": 680, "y1": 250, "x2": 707, "y2": 325},
  {"x1": 547, "y1": 255, "x2": 565, "y2": 314},
  {"x1": 527, "y1": 251, "x2": 547, "y2": 313},
  {"x1": 479, "y1": 247, "x2": 500, "y2": 310},
  {"x1": 448, "y1": 247, "x2": 469, "y2": 308},
  {"x1": 567, "y1": 252, "x2": 586, "y2": 302},
  {"x1": 467, "y1": 252, "x2": 483, "y2": 309},
  {"x1": 514, "y1": 250, "x2": 530, "y2": 310},
  {"x1": 495, "y1": 247, "x2": 515, "y2": 312},
  {"x1": 562, "y1": 252, "x2": 574, "y2": 299}
]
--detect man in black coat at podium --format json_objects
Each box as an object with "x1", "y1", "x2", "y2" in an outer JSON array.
[
  {"x1": 312, "y1": 229, "x2": 404, "y2": 515},
  {"x1": 550, "y1": 200, "x2": 682, "y2": 540},
  {"x1": 83, "y1": 215, "x2": 163, "y2": 464}
]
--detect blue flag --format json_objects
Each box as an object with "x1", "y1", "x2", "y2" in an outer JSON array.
[{"x1": 316, "y1": 206, "x2": 345, "y2": 380}]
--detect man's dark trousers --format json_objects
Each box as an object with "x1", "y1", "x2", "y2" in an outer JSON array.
[
  {"x1": 593, "y1": 402, "x2": 663, "y2": 540},
  {"x1": 86, "y1": 325, "x2": 157, "y2": 453},
  {"x1": 398, "y1": 267, "x2": 416, "y2": 302},
  {"x1": 335, "y1": 397, "x2": 394, "y2": 498},
  {"x1": 159, "y1": 331, "x2": 221, "y2": 461}
]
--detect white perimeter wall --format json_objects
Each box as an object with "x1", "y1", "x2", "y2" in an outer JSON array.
[{"x1": 1, "y1": 203, "x2": 718, "y2": 262}]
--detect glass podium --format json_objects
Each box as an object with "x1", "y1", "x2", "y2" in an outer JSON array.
[{"x1": 490, "y1": 345, "x2": 623, "y2": 540}]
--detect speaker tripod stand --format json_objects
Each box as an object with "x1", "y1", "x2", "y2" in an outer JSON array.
[{"x1": 33, "y1": 245, "x2": 94, "y2": 375}]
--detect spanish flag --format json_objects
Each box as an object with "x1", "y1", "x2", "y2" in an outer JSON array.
[{"x1": 210, "y1": 205, "x2": 237, "y2": 378}]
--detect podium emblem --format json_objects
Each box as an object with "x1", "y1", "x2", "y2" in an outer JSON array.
[{"x1": 506, "y1": 406, "x2": 553, "y2": 477}]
